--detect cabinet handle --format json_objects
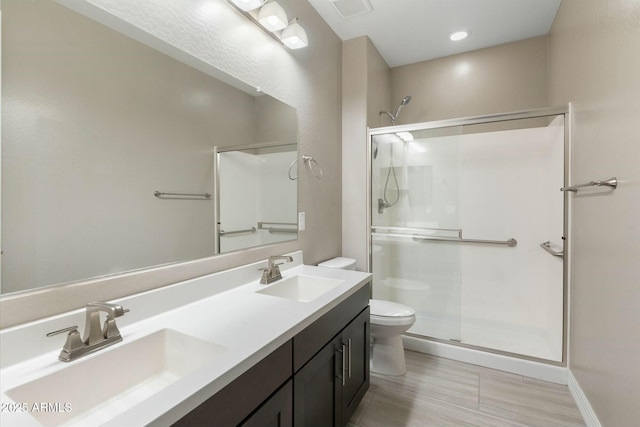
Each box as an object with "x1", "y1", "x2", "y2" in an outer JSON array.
[
  {"x1": 346, "y1": 339, "x2": 352, "y2": 378},
  {"x1": 337, "y1": 344, "x2": 347, "y2": 386}
]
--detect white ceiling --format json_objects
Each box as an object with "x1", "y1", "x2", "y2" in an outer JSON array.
[{"x1": 307, "y1": 0, "x2": 562, "y2": 67}]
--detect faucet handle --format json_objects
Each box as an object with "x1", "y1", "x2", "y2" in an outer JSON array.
[{"x1": 46, "y1": 325, "x2": 79, "y2": 337}]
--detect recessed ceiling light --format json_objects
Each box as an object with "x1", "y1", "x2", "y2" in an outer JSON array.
[{"x1": 450, "y1": 30, "x2": 469, "y2": 41}]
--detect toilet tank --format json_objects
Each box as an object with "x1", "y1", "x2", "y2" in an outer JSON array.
[{"x1": 318, "y1": 257, "x2": 357, "y2": 270}]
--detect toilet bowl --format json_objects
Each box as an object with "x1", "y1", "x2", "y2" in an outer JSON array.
[
  {"x1": 318, "y1": 257, "x2": 416, "y2": 376},
  {"x1": 369, "y1": 299, "x2": 415, "y2": 376}
]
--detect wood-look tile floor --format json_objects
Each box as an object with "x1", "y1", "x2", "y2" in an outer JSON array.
[{"x1": 349, "y1": 350, "x2": 585, "y2": 427}]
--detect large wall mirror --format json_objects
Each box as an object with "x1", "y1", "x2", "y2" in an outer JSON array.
[{"x1": 0, "y1": 0, "x2": 298, "y2": 295}]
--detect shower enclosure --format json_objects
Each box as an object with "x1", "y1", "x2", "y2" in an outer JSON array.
[{"x1": 368, "y1": 108, "x2": 568, "y2": 364}]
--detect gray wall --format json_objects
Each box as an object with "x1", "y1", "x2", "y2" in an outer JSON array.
[
  {"x1": 548, "y1": 0, "x2": 640, "y2": 425},
  {"x1": 390, "y1": 36, "x2": 549, "y2": 124},
  {"x1": 342, "y1": 37, "x2": 390, "y2": 270}
]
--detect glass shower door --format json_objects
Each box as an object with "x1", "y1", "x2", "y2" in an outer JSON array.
[
  {"x1": 370, "y1": 114, "x2": 565, "y2": 362},
  {"x1": 371, "y1": 129, "x2": 464, "y2": 343}
]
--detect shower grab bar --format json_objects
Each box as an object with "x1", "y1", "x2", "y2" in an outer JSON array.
[
  {"x1": 412, "y1": 236, "x2": 517, "y2": 247},
  {"x1": 372, "y1": 232, "x2": 517, "y2": 247},
  {"x1": 371, "y1": 226, "x2": 462, "y2": 238},
  {"x1": 154, "y1": 191, "x2": 212, "y2": 200},
  {"x1": 540, "y1": 241, "x2": 563, "y2": 258},
  {"x1": 219, "y1": 227, "x2": 256, "y2": 236},
  {"x1": 560, "y1": 177, "x2": 617, "y2": 193}
]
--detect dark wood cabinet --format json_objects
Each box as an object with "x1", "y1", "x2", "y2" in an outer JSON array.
[
  {"x1": 339, "y1": 306, "x2": 370, "y2": 425},
  {"x1": 293, "y1": 336, "x2": 342, "y2": 427},
  {"x1": 293, "y1": 306, "x2": 370, "y2": 427},
  {"x1": 172, "y1": 341, "x2": 292, "y2": 427},
  {"x1": 172, "y1": 282, "x2": 370, "y2": 427},
  {"x1": 241, "y1": 380, "x2": 293, "y2": 427}
]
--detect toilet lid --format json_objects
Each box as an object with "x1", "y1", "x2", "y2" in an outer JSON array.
[
  {"x1": 370, "y1": 299, "x2": 415, "y2": 317},
  {"x1": 318, "y1": 257, "x2": 356, "y2": 269}
]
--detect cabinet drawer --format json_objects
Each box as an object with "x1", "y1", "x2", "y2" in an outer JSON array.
[
  {"x1": 172, "y1": 340, "x2": 292, "y2": 427},
  {"x1": 293, "y1": 282, "x2": 370, "y2": 372}
]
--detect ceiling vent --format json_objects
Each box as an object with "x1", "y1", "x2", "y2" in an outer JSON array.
[{"x1": 331, "y1": 0, "x2": 373, "y2": 19}]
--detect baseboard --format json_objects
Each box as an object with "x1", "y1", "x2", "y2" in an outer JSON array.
[
  {"x1": 403, "y1": 335, "x2": 568, "y2": 384},
  {"x1": 567, "y1": 369, "x2": 602, "y2": 427}
]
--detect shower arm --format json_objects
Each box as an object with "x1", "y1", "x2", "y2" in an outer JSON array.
[
  {"x1": 380, "y1": 96, "x2": 411, "y2": 126},
  {"x1": 380, "y1": 110, "x2": 397, "y2": 125}
]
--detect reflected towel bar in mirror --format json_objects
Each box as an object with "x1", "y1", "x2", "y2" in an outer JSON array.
[
  {"x1": 219, "y1": 227, "x2": 257, "y2": 236},
  {"x1": 560, "y1": 177, "x2": 617, "y2": 193},
  {"x1": 258, "y1": 221, "x2": 298, "y2": 234},
  {"x1": 154, "y1": 191, "x2": 212, "y2": 200}
]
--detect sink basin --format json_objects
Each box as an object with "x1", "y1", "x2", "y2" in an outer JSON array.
[
  {"x1": 7, "y1": 329, "x2": 228, "y2": 426},
  {"x1": 256, "y1": 275, "x2": 344, "y2": 302}
]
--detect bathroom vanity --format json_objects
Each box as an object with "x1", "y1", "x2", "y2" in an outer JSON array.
[
  {"x1": 0, "y1": 253, "x2": 371, "y2": 427},
  {"x1": 173, "y1": 284, "x2": 370, "y2": 427}
]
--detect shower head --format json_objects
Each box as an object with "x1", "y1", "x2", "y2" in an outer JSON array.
[
  {"x1": 392, "y1": 95, "x2": 412, "y2": 123},
  {"x1": 380, "y1": 95, "x2": 412, "y2": 125}
]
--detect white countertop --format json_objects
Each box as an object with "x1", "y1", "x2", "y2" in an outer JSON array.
[{"x1": 0, "y1": 253, "x2": 371, "y2": 426}]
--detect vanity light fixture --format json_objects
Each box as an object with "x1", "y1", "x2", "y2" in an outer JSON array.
[
  {"x1": 227, "y1": 0, "x2": 309, "y2": 50},
  {"x1": 281, "y1": 19, "x2": 308, "y2": 49},
  {"x1": 450, "y1": 30, "x2": 470, "y2": 41},
  {"x1": 258, "y1": 1, "x2": 288, "y2": 32}
]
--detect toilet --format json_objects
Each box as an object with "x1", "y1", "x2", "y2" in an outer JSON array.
[{"x1": 317, "y1": 257, "x2": 416, "y2": 376}]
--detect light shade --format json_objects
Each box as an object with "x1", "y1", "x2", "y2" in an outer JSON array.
[
  {"x1": 229, "y1": 0, "x2": 264, "y2": 12},
  {"x1": 258, "y1": 2, "x2": 288, "y2": 32},
  {"x1": 281, "y1": 22, "x2": 308, "y2": 49}
]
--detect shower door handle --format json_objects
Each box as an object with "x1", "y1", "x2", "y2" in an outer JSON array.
[{"x1": 540, "y1": 241, "x2": 563, "y2": 258}]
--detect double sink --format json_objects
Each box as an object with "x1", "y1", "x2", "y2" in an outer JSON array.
[{"x1": 4, "y1": 272, "x2": 345, "y2": 426}]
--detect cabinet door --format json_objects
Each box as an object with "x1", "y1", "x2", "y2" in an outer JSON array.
[
  {"x1": 293, "y1": 336, "x2": 342, "y2": 427},
  {"x1": 340, "y1": 307, "x2": 370, "y2": 426},
  {"x1": 172, "y1": 341, "x2": 292, "y2": 427},
  {"x1": 241, "y1": 380, "x2": 292, "y2": 427}
]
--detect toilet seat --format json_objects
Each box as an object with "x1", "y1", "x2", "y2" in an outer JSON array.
[
  {"x1": 370, "y1": 299, "x2": 416, "y2": 327},
  {"x1": 370, "y1": 314, "x2": 415, "y2": 327},
  {"x1": 370, "y1": 299, "x2": 415, "y2": 316}
]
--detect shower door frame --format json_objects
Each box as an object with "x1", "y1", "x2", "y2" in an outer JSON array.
[{"x1": 366, "y1": 105, "x2": 571, "y2": 366}]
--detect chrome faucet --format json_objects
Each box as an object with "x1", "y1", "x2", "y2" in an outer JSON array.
[
  {"x1": 260, "y1": 255, "x2": 293, "y2": 284},
  {"x1": 47, "y1": 302, "x2": 129, "y2": 362}
]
